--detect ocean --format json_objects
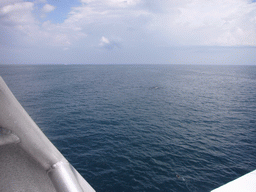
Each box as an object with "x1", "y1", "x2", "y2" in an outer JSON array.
[{"x1": 0, "y1": 64, "x2": 255, "y2": 192}]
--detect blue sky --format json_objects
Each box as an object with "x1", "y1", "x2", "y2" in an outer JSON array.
[{"x1": 0, "y1": 0, "x2": 256, "y2": 65}]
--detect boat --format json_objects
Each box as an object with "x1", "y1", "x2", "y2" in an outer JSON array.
[{"x1": 0, "y1": 76, "x2": 95, "y2": 192}]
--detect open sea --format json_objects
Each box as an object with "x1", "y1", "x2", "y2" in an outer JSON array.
[{"x1": 0, "y1": 64, "x2": 256, "y2": 192}]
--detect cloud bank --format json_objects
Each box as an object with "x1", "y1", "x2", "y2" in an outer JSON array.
[
  {"x1": 148, "y1": 0, "x2": 256, "y2": 46},
  {"x1": 1, "y1": 0, "x2": 256, "y2": 47},
  {"x1": 0, "y1": 0, "x2": 255, "y2": 64}
]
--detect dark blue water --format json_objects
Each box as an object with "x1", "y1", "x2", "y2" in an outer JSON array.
[{"x1": 1, "y1": 64, "x2": 256, "y2": 192}]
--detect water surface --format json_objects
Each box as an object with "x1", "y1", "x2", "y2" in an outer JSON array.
[{"x1": 1, "y1": 64, "x2": 255, "y2": 191}]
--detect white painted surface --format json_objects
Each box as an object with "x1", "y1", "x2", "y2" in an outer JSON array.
[
  {"x1": 0, "y1": 76, "x2": 95, "y2": 192},
  {"x1": 212, "y1": 170, "x2": 256, "y2": 192}
]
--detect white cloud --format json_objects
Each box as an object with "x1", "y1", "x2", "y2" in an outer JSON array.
[
  {"x1": 34, "y1": 0, "x2": 47, "y2": 3},
  {"x1": 104, "y1": 0, "x2": 141, "y2": 7},
  {"x1": 0, "y1": 0, "x2": 256, "y2": 57},
  {"x1": 80, "y1": 0, "x2": 93, "y2": 3},
  {"x1": 0, "y1": 0, "x2": 22, "y2": 7},
  {"x1": 100, "y1": 36, "x2": 110, "y2": 45},
  {"x1": 80, "y1": 0, "x2": 141, "y2": 8},
  {"x1": 0, "y1": 2, "x2": 35, "y2": 24},
  {"x1": 42, "y1": 4, "x2": 56, "y2": 13},
  {"x1": 0, "y1": 1, "x2": 86, "y2": 48},
  {"x1": 40, "y1": 20, "x2": 87, "y2": 47},
  {"x1": 99, "y1": 36, "x2": 120, "y2": 49},
  {"x1": 148, "y1": 0, "x2": 256, "y2": 46},
  {"x1": 66, "y1": 0, "x2": 256, "y2": 47}
]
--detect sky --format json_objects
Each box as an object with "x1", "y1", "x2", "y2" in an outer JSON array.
[{"x1": 0, "y1": 0, "x2": 256, "y2": 65}]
